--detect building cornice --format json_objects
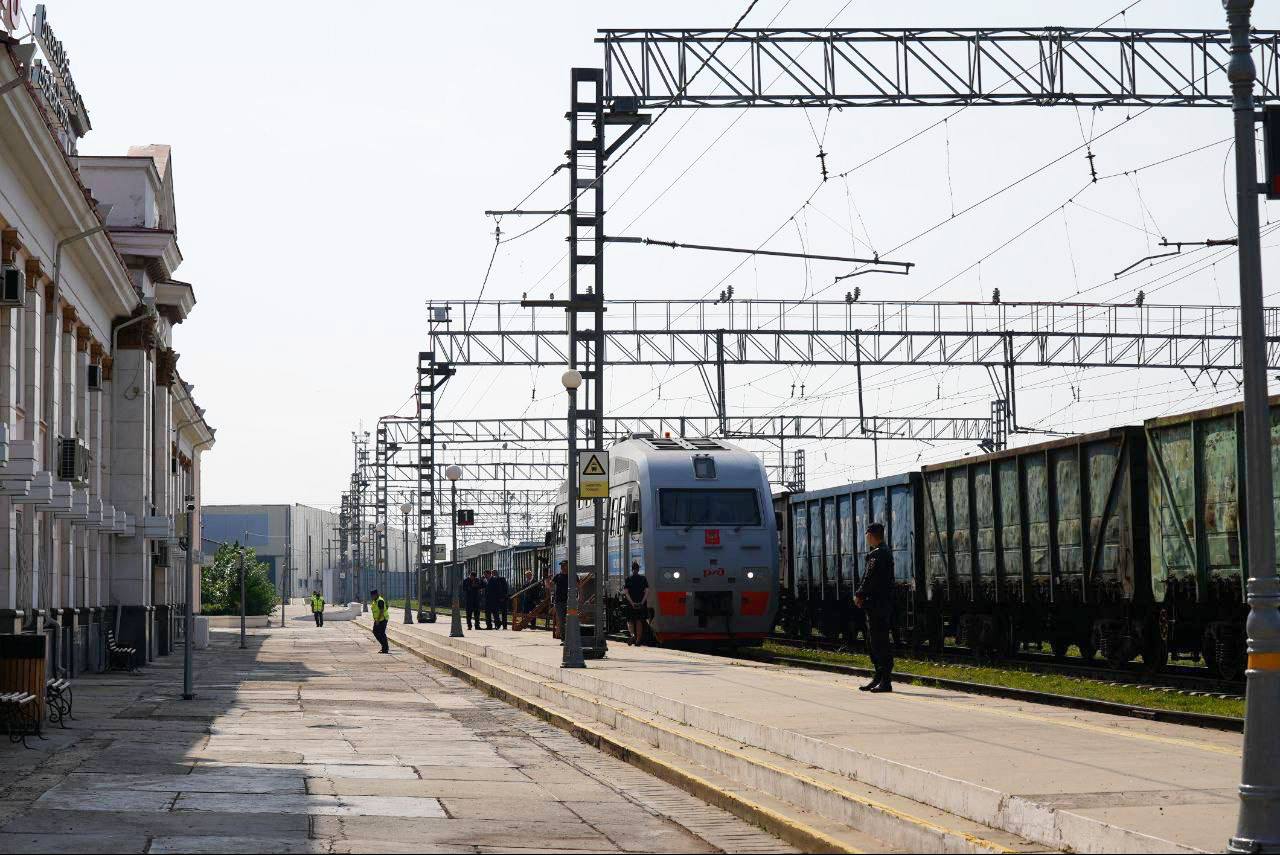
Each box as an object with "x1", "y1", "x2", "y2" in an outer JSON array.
[
  {"x1": 112, "y1": 229, "x2": 183, "y2": 281},
  {"x1": 156, "y1": 280, "x2": 195, "y2": 323},
  {"x1": 0, "y1": 44, "x2": 137, "y2": 325}
]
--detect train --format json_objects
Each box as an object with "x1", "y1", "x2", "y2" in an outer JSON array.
[
  {"x1": 777, "y1": 396, "x2": 1273, "y2": 679},
  {"x1": 550, "y1": 433, "x2": 780, "y2": 643}
]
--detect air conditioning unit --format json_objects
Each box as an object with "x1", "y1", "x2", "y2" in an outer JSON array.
[
  {"x1": 151, "y1": 541, "x2": 170, "y2": 568},
  {"x1": 57, "y1": 437, "x2": 90, "y2": 485},
  {"x1": 86, "y1": 364, "x2": 102, "y2": 391},
  {"x1": 0, "y1": 264, "x2": 25, "y2": 307}
]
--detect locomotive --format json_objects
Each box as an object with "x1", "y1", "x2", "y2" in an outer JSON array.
[{"x1": 552, "y1": 434, "x2": 780, "y2": 643}]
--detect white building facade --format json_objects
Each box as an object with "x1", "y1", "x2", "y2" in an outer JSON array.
[{"x1": 0, "y1": 9, "x2": 214, "y2": 673}]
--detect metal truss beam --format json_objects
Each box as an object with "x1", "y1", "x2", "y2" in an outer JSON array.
[
  {"x1": 599, "y1": 28, "x2": 1280, "y2": 109},
  {"x1": 432, "y1": 299, "x2": 1278, "y2": 370},
  {"x1": 377, "y1": 412, "x2": 991, "y2": 444}
]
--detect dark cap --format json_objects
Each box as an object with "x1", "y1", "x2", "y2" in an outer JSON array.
[
  {"x1": 370, "y1": 589, "x2": 379, "y2": 596},
  {"x1": 559, "y1": 560, "x2": 568, "y2": 568},
  {"x1": 866, "y1": 522, "x2": 885, "y2": 538}
]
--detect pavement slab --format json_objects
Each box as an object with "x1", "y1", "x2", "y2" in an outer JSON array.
[{"x1": 0, "y1": 624, "x2": 793, "y2": 854}]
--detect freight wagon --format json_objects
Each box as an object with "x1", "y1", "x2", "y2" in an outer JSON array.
[
  {"x1": 775, "y1": 474, "x2": 920, "y2": 646},
  {"x1": 778, "y1": 396, "x2": 1267, "y2": 679}
]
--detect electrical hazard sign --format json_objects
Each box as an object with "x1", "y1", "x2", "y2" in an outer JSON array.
[{"x1": 578, "y1": 451, "x2": 609, "y2": 499}]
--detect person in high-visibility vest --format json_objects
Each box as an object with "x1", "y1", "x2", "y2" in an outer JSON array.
[
  {"x1": 310, "y1": 591, "x2": 325, "y2": 628},
  {"x1": 369, "y1": 589, "x2": 390, "y2": 654}
]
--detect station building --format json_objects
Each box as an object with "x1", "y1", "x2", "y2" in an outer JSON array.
[{"x1": 0, "y1": 8, "x2": 215, "y2": 674}]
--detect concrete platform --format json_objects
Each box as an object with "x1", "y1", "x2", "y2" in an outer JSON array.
[
  {"x1": 0, "y1": 624, "x2": 794, "y2": 855},
  {"x1": 382, "y1": 620, "x2": 1242, "y2": 854}
]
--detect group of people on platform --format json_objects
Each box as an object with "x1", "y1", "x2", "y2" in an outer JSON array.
[
  {"x1": 308, "y1": 521, "x2": 892, "y2": 688},
  {"x1": 352, "y1": 522, "x2": 892, "y2": 694},
  {"x1": 463, "y1": 568, "x2": 512, "y2": 630}
]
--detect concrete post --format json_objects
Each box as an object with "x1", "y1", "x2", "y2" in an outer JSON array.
[
  {"x1": 1223, "y1": 2, "x2": 1280, "y2": 852},
  {"x1": 449, "y1": 476, "x2": 463, "y2": 638},
  {"x1": 563, "y1": 384, "x2": 585, "y2": 669}
]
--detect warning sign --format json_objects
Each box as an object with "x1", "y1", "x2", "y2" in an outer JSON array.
[{"x1": 578, "y1": 450, "x2": 609, "y2": 499}]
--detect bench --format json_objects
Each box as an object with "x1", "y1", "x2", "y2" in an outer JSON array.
[
  {"x1": 0, "y1": 691, "x2": 41, "y2": 748},
  {"x1": 45, "y1": 678, "x2": 72, "y2": 727},
  {"x1": 104, "y1": 629, "x2": 136, "y2": 672}
]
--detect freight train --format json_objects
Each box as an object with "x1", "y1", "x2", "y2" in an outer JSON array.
[{"x1": 777, "y1": 397, "x2": 1268, "y2": 679}]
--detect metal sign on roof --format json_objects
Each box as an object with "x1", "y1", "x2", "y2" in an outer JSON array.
[{"x1": 578, "y1": 450, "x2": 609, "y2": 499}]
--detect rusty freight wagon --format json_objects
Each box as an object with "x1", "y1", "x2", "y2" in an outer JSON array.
[
  {"x1": 778, "y1": 474, "x2": 922, "y2": 645},
  {"x1": 1143, "y1": 398, "x2": 1272, "y2": 679},
  {"x1": 919, "y1": 426, "x2": 1163, "y2": 667}
]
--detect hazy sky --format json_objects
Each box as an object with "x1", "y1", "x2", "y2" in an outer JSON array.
[{"x1": 37, "y1": 0, "x2": 1280, "y2": 511}]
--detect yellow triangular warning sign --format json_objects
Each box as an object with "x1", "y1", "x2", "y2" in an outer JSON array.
[{"x1": 582, "y1": 454, "x2": 607, "y2": 476}]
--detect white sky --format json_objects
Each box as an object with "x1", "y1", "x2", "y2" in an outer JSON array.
[{"x1": 37, "y1": 0, "x2": 1280, "y2": 512}]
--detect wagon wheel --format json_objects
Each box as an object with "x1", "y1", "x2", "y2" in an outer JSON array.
[
  {"x1": 1214, "y1": 636, "x2": 1245, "y2": 682},
  {"x1": 1141, "y1": 637, "x2": 1172, "y2": 675},
  {"x1": 1077, "y1": 635, "x2": 1097, "y2": 664}
]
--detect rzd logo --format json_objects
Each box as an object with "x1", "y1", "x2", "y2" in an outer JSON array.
[{"x1": 703, "y1": 568, "x2": 725, "y2": 577}]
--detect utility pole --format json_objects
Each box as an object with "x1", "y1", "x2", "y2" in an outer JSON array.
[{"x1": 1224, "y1": 3, "x2": 1280, "y2": 852}]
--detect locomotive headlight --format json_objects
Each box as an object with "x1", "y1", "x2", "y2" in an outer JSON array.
[
  {"x1": 744, "y1": 567, "x2": 767, "y2": 581},
  {"x1": 746, "y1": 572, "x2": 755, "y2": 579},
  {"x1": 672, "y1": 571, "x2": 682, "y2": 579}
]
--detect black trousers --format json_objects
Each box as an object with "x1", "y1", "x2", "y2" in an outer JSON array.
[
  {"x1": 313, "y1": 612, "x2": 323, "y2": 627},
  {"x1": 486, "y1": 603, "x2": 509, "y2": 630},
  {"x1": 867, "y1": 610, "x2": 894, "y2": 683},
  {"x1": 465, "y1": 602, "x2": 481, "y2": 629},
  {"x1": 372, "y1": 620, "x2": 389, "y2": 653}
]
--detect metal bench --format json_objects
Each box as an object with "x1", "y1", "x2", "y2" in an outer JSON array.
[
  {"x1": 0, "y1": 691, "x2": 41, "y2": 748},
  {"x1": 104, "y1": 629, "x2": 136, "y2": 672},
  {"x1": 45, "y1": 678, "x2": 72, "y2": 727}
]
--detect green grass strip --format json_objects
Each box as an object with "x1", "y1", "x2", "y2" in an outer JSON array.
[{"x1": 754, "y1": 641, "x2": 1244, "y2": 719}]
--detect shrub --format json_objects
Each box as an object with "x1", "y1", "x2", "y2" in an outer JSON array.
[{"x1": 201, "y1": 543, "x2": 279, "y2": 616}]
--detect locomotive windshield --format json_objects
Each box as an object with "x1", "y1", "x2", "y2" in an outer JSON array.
[{"x1": 659, "y1": 489, "x2": 761, "y2": 527}]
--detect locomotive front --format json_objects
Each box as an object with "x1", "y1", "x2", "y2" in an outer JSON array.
[{"x1": 630, "y1": 438, "x2": 780, "y2": 644}]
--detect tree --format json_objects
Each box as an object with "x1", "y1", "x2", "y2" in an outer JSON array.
[{"x1": 201, "y1": 543, "x2": 279, "y2": 616}]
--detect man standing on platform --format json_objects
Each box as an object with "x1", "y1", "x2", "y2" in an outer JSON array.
[
  {"x1": 855, "y1": 523, "x2": 895, "y2": 693},
  {"x1": 310, "y1": 591, "x2": 325, "y2": 627},
  {"x1": 369, "y1": 589, "x2": 390, "y2": 654},
  {"x1": 553, "y1": 560, "x2": 569, "y2": 640},
  {"x1": 464, "y1": 570, "x2": 484, "y2": 630},
  {"x1": 487, "y1": 570, "x2": 510, "y2": 630}
]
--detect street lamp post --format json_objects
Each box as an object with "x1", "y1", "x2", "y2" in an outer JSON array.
[
  {"x1": 561, "y1": 369, "x2": 587, "y2": 669},
  {"x1": 182, "y1": 495, "x2": 195, "y2": 700},
  {"x1": 446, "y1": 465, "x2": 464, "y2": 638},
  {"x1": 401, "y1": 501, "x2": 415, "y2": 624},
  {"x1": 1223, "y1": 2, "x2": 1280, "y2": 851},
  {"x1": 238, "y1": 544, "x2": 247, "y2": 650}
]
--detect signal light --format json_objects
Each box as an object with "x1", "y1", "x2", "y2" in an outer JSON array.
[{"x1": 1265, "y1": 107, "x2": 1280, "y2": 200}]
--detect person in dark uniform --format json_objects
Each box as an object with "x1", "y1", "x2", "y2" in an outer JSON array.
[
  {"x1": 855, "y1": 523, "x2": 895, "y2": 693},
  {"x1": 485, "y1": 570, "x2": 510, "y2": 630},
  {"x1": 622, "y1": 561, "x2": 650, "y2": 646},
  {"x1": 463, "y1": 570, "x2": 484, "y2": 630},
  {"x1": 553, "y1": 560, "x2": 569, "y2": 640}
]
